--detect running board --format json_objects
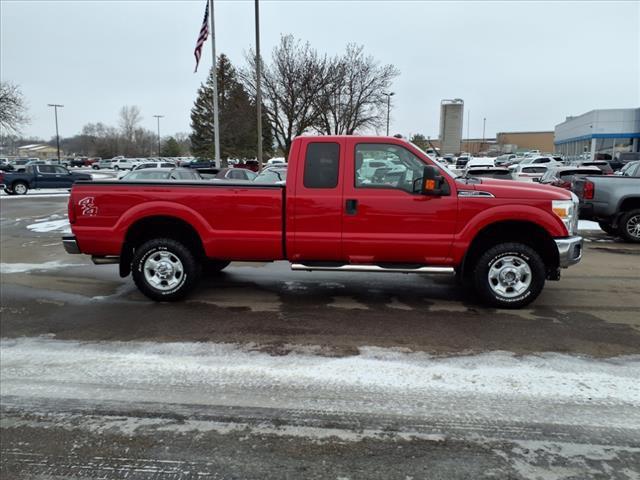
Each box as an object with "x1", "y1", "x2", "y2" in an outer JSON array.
[{"x1": 291, "y1": 263, "x2": 455, "y2": 274}]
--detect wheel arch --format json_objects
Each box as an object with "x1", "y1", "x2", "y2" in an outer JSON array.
[
  {"x1": 119, "y1": 215, "x2": 206, "y2": 277},
  {"x1": 460, "y1": 220, "x2": 560, "y2": 281}
]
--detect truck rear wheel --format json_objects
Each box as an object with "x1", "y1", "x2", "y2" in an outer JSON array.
[
  {"x1": 473, "y1": 242, "x2": 545, "y2": 309},
  {"x1": 619, "y1": 209, "x2": 640, "y2": 243},
  {"x1": 12, "y1": 181, "x2": 28, "y2": 195},
  {"x1": 131, "y1": 238, "x2": 201, "y2": 301}
]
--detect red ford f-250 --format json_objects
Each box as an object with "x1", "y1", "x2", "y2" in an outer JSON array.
[{"x1": 63, "y1": 136, "x2": 583, "y2": 308}]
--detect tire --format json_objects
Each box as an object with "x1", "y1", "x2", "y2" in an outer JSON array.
[
  {"x1": 204, "y1": 260, "x2": 231, "y2": 275},
  {"x1": 12, "y1": 181, "x2": 28, "y2": 195},
  {"x1": 114, "y1": 165, "x2": 120, "y2": 171},
  {"x1": 598, "y1": 221, "x2": 618, "y2": 236},
  {"x1": 131, "y1": 238, "x2": 201, "y2": 301},
  {"x1": 619, "y1": 209, "x2": 640, "y2": 243},
  {"x1": 473, "y1": 242, "x2": 545, "y2": 309}
]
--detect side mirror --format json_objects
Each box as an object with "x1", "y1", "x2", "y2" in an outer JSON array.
[{"x1": 416, "y1": 165, "x2": 450, "y2": 196}]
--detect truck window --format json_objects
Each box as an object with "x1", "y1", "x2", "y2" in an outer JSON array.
[
  {"x1": 355, "y1": 144, "x2": 424, "y2": 193},
  {"x1": 303, "y1": 143, "x2": 339, "y2": 188},
  {"x1": 38, "y1": 165, "x2": 55, "y2": 174}
]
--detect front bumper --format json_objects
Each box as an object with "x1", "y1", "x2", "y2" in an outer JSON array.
[
  {"x1": 62, "y1": 235, "x2": 81, "y2": 254},
  {"x1": 555, "y1": 236, "x2": 583, "y2": 268}
]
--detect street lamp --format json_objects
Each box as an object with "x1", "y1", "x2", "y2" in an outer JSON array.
[
  {"x1": 153, "y1": 115, "x2": 164, "y2": 156},
  {"x1": 383, "y1": 92, "x2": 395, "y2": 136},
  {"x1": 47, "y1": 104, "x2": 63, "y2": 162}
]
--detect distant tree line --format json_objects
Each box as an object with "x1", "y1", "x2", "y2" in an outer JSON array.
[{"x1": 191, "y1": 35, "x2": 400, "y2": 159}]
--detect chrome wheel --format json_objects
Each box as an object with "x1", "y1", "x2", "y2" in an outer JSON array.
[
  {"x1": 487, "y1": 255, "x2": 532, "y2": 298},
  {"x1": 143, "y1": 251, "x2": 184, "y2": 291},
  {"x1": 13, "y1": 183, "x2": 27, "y2": 195},
  {"x1": 625, "y1": 214, "x2": 640, "y2": 240}
]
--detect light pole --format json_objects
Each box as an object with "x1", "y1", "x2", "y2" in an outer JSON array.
[
  {"x1": 47, "y1": 104, "x2": 63, "y2": 162},
  {"x1": 255, "y1": 0, "x2": 263, "y2": 171},
  {"x1": 153, "y1": 115, "x2": 164, "y2": 156},
  {"x1": 383, "y1": 92, "x2": 395, "y2": 136}
]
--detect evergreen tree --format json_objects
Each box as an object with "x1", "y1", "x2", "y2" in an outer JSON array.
[
  {"x1": 161, "y1": 136, "x2": 182, "y2": 157},
  {"x1": 190, "y1": 54, "x2": 273, "y2": 162}
]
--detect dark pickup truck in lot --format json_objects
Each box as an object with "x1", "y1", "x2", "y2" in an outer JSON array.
[
  {"x1": 573, "y1": 168, "x2": 640, "y2": 242},
  {"x1": 1, "y1": 164, "x2": 92, "y2": 195},
  {"x1": 63, "y1": 135, "x2": 583, "y2": 308}
]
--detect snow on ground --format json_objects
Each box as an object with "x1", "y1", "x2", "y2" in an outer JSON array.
[
  {"x1": 0, "y1": 261, "x2": 83, "y2": 274},
  {"x1": 26, "y1": 215, "x2": 71, "y2": 233},
  {"x1": 0, "y1": 189, "x2": 70, "y2": 198},
  {"x1": 1, "y1": 338, "x2": 638, "y2": 411},
  {"x1": 579, "y1": 220, "x2": 603, "y2": 232}
]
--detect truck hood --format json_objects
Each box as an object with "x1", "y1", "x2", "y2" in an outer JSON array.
[{"x1": 457, "y1": 177, "x2": 572, "y2": 200}]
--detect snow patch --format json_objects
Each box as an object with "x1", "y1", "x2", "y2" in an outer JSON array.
[
  {"x1": 0, "y1": 261, "x2": 83, "y2": 274},
  {"x1": 27, "y1": 218, "x2": 71, "y2": 234},
  {"x1": 578, "y1": 220, "x2": 602, "y2": 232}
]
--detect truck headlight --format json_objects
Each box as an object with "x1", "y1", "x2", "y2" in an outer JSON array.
[{"x1": 552, "y1": 197, "x2": 578, "y2": 236}]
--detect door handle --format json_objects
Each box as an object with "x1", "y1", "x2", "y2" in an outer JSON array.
[{"x1": 345, "y1": 199, "x2": 358, "y2": 215}]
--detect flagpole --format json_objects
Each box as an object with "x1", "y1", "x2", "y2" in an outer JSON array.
[
  {"x1": 254, "y1": 0, "x2": 263, "y2": 171},
  {"x1": 209, "y1": 0, "x2": 221, "y2": 166}
]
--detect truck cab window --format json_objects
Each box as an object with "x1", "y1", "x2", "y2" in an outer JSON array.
[
  {"x1": 355, "y1": 144, "x2": 425, "y2": 193},
  {"x1": 303, "y1": 143, "x2": 339, "y2": 188}
]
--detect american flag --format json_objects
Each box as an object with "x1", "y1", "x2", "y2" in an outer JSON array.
[{"x1": 193, "y1": 1, "x2": 209, "y2": 73}]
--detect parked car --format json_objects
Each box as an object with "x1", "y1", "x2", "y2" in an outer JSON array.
[
  {"x1": 611, "y1": 152, "x2": 640, "y2": 172},
  {"x1": 132, "y1": 161, "x2": 177, "y2": 171},
  {"x1": 616, "y1": 161, "x2": 640, "y2": 177},
  {"x1": 465, "y1": 157, "x2": 495, "y2": 170},
  {"x1": 92, "y1": 159, "x2": 114, "y2": 170},
  {"x1": 253, "y1": 166, "x2": 287, "y2": 183},
  {"x1": 455, "y1": 155, "x2": 471, "y2": 169},
  {"x1": 0, "y1": 163, "x2": 15, "y2": 172},
  {"x1": 495, "y1": 154, "x2": 517, "y2": 166},
  {"x1": 510, "y1": 164, "x2": 549, "y2": 182},
  {"x1": 120, "y1": 168, "x2": 202, "y2": 181},
  {"x1": 538, "y1": 166, "x2": 603, "y2": 190},
  {"x1": 266, "y1": 157, "x2": 287, "y2": 167},
  {"x1": 64, "y1": 135, "x2": 583, "y2": 308},
  {"x1": 184, "y1": 158, "x2": 218, "y2": 170},
  {"x1": 517, "y1": 156, "x2": 562, "y2": 167},
  {"x1": 575, "y1": 161, "x2": 614, "y2": 175},
  {"x1": 111, "y1": 158, "x2": 140, "y2": 170},
  {"x1": 1, "y1": 165, "x2": 92, "y2": 195},
  {"x1": 465, "y1": 167, "x2": 513, "y2": 180},
  {"x1": 233, "y1": 160, "x2": 260, "y2": 172},
  {"x1": 214, "y1": 168, "x2": 257, "y2": 181},
  {"x1": 573, "y1": 172, "x2": 640, "y2": 242}
]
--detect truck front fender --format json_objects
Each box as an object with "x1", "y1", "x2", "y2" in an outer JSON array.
[{"x1": 451, "y1": 204, "x2": 566, "y2": 264}]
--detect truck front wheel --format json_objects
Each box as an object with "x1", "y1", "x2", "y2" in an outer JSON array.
[
  {"x1": 473, "y1": 243, "x2": 545, "y2": 309},
  {"x1": 132, "y1": 238, "x2": 201, "y2": 301}
]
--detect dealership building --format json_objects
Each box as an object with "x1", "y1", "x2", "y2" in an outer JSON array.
[{"x1": 554, "y1": 108, "x2": 640, "y2": 160}]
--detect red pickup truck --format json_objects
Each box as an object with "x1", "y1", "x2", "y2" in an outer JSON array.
[{"x1": 63, "y1": 136, "x2": 583, "y2": 308}]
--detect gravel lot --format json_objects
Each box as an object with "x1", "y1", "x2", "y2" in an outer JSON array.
[{"x1": 1, "y1": 194, "x2": 639, "y2": 479}]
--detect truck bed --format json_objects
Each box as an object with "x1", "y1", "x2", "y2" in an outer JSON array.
[{"x1": 69, "y1": 180, "x2": 286, "y2": 261}]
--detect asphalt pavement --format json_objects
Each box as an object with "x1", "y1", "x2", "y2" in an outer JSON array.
[{"x1": 1, "y1": 194, "x2": 639, "y2": 479}]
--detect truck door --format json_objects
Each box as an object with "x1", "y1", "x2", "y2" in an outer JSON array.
[
  {"x1": 341, "y1": 139, "x2": 457, "y2": 265},
  {"x1": 34, "y1": 165, "x2": 61, "y2": 188},
  {"x1": 289, "y1": 139, "x2": 344, "y2": 261}
]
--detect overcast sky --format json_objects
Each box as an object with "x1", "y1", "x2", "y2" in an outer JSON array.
[{"x1": 2, "y1": 0, "x2": 638, "y2": 141}]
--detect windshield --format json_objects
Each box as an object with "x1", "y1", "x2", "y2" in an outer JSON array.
[{"x1": 410, "y1": 142, "x2": 459, "y2": 178}]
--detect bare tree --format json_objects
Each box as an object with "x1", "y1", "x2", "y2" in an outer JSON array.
[
  {"x1": 118, "y1": 105, "x2": 142, "y2": 142},
  {"x1": 0, "y1": 81, "x2": 30, "y2": 134},
  {"x1": 243, "y1": 35, "x2": 330, "y2": 157},
  {"x1": 315, "y1": 44, "x2": 399, "y2": 135}
]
